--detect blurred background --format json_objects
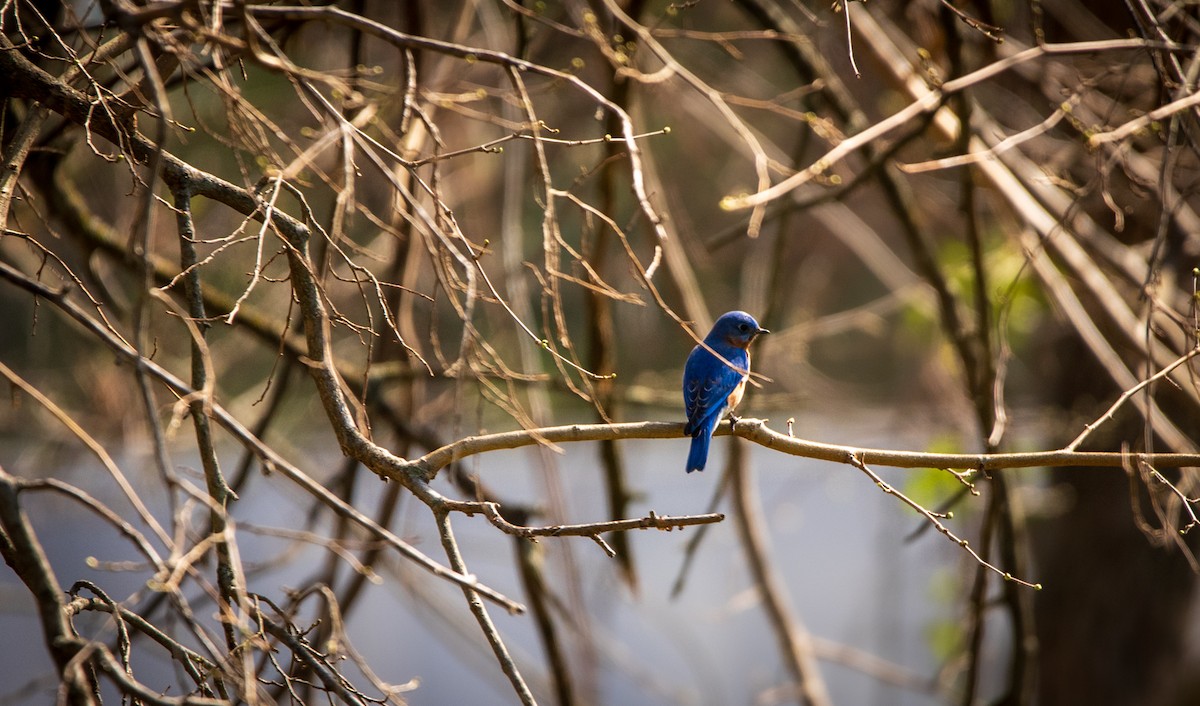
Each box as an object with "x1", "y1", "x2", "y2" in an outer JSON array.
[{"x1": 2, "y1": 1, "x2": 1200, "y2": 704}]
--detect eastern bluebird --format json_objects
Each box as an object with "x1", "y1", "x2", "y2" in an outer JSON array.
[{"x1": 682, "y1": 311, "x2": 769, "y2": 473}]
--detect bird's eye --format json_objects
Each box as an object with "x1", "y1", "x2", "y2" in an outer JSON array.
[{"x1": 739, "y1": 323, "x2": 750, "y2": 332}]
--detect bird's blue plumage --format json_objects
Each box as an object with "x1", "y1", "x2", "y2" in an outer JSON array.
[{"x1": 682, "y1": 311, "x2": 768, "y2": 473}]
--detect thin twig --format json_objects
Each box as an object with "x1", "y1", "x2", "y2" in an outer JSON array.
[
  {"x1": 840, "y1": 0, "x2": 861, "y2": 78},
  {"x1": 0, "y1": 361, "x2": 173, "y2": 548},
  {"x1": 1066, "y1": 347, "x2": 1200, "y2": 451},
  {"x1": 938, "y1": 0, "x2": 1004, "y2": 41},
  {"x1": 1150, "y1": 469, "x2": 1200, "y2": 534},
  {"x1": 847, "y1": 454, "x2": 1041, "y2": 590},
  {"x1": 434, "y1": 510, "x2": 537, "y2": 706}
]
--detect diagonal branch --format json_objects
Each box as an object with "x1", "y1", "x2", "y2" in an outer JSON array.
[{"x1": 721, "y1": 37, "x2": 1164, "y2": 210}]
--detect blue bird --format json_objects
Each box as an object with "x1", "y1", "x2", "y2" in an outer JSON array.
[{"x1": 682, "y1": 311, "x2": 769, "y2": 473}]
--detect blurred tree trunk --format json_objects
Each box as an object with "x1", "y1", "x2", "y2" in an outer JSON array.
[
  {"x1": 1034, "y1": 298, "x2": 1199, "y2": 706},
  {"x1": 1034, "y1": 457, "x2": 1196, "y2": 706}
]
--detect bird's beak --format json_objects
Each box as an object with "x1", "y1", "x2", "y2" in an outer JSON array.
[{"x1": 757, "y1": 327, "x2": 770, "y2": 336}]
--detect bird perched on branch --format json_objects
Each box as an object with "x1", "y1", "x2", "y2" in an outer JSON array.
[{"x1": 682, "y1": 311, "x2": 769, "y2": 473}]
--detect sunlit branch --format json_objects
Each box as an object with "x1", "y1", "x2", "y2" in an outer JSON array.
[
  {"x1": 897, "y1": 93, "x2": 1080, "y2": 174},
  {"x1": 722, "y1": 38, "x2": 1163, "y2": 210},
  {"x1": 839, "y1": 0, "x2": 861, "y2": 78},
  {"x1": 409, "y1": 417, "x2": 1200, "y2": 481},
  {"x1": 1089, "y1": 81, "x2": 1200, "y2": 146},
  {"x1": 1149, "y1": 469, "x2": 1200, "y2": 535}
]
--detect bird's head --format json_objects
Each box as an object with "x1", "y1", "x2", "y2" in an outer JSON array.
[{"x1": 708, "y1": 310, "x2": 769, "y2": 348}]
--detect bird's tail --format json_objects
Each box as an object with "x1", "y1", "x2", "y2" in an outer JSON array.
[{"x1": 686, "y1": 422, "x2": 713, "y2": 473}]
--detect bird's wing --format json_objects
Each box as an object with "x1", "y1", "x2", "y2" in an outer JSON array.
[{"x1": 684, "y1": 346, "x2": 748, "y2": 433}]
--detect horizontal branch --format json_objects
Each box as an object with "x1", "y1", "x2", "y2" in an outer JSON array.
[
  {"x1": 411, "y1": 418, "x2": 1200, "y2": 480},
  {"x1": 479, "y1": 506, "x2": 724, "y2": 557},
  {"x1": 4, "y1": 255, "x2": 1194, "y2": 484},
  {"x1": 483, "y1": 505, "x2": 722, "y2": 538}
]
